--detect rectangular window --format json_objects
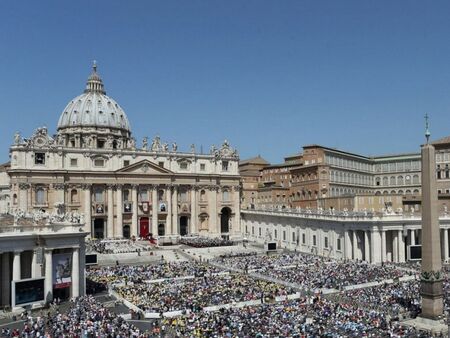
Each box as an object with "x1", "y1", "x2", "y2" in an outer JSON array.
[
  {"x1": 35, "y1": 188, "x2": 45, "y2": 205},
  {"x1": 94, "y1": 189, "x2": 104, "y2": 202},
  {"x1": 123, "y1": 160, "x2": 130, "y2": 167},
  {"x1": 259, "y1": 228, "x2": 262, "y2": 237},
  {"x1": 180, "y1": 162, "x2": 188, "y2": 170},
  {"x1": 139, "y1": 190, "x2": 148, "y2": 202},
  {"x1": 283, "y1": 231, "x2": 286, "y2": 241},
  {"x1": 302, "y1": 233, "x2": 306, "y2": 244},
  {"x1": 252, "y1": 226, "x2": 255, "y2": 235},
  {"x1": 158, "y1": 162, "x2": 164, "y2": 168},
  {"x1": 35, "y1": 153, "x2": 45, "y2": 165},
  {"x1": 222, "y1": 161, "x2": 229, "y2": 171},
  {"x1": 94, "y1": 159, "x2": 105, "y2": 167},
  {"x1": 200, "y1": 163, "x2": 206, "y2": 171},
  {"x1": 70, "y1": 158, "x2": 78, "y2": 167},
  {"x1": 337, "y1": 238, "x2": 341, "y2": 251},
  {"x1": 313, "y1": 235, "x2": 317, "y2": 246},
  {"x1": 97, "y1": 140, "x2": 105, "y2": 148},
  {"x1": 324, "y1": 237, "x2": 329, "y2": 248},
  {"x1": 292, "y1": 232, "x2": 296, "y2": 243}
]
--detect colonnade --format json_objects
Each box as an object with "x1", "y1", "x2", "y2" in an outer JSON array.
[{"x1": 0, "y1": 247, "x2": 81, "y2": 307}]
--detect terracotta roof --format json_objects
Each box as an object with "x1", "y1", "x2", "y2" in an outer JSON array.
[
  {"x1": 239, "y1": 156, "x2": 270, "y2": 166},
  {"x1": 432, "y1": 135, "x2": 450, "y2": 146}
]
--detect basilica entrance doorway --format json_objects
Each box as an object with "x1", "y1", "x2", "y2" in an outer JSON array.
[
  {"x1": 93, "y1": 218, "x2": 105, "y2": 239},
  {"x1": 220, "y1": 207, "x2": 231, "y2": 234},
  {"x1": 123, "y1": 225, "x2": 130, "y2": 238},
  {"x1": 158, "y1": 223, "x2": 165, "y2": 236},
  {"x1": 139, "y1": 217, "x2": 149, "y2": 238},
  {"x1": 180, "y1": 216, "x2": 188, "y2": 236}
]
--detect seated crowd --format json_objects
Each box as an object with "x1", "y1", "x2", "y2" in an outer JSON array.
[
  {"x1": 216, "y1": 253, "x2": 409, "y2": 289},
  {"x1": 179, "y1": 237, "x2": 235, "y2": 248},
  {"x1": 86, "y1": 261, "x2": 222, "y2": 287},
  {"x1": 86, "y1": 239, "x2": 152, "y2": 254},
  {"x1": 114, "y1": 274, "x2": 293, "y2": 313}
]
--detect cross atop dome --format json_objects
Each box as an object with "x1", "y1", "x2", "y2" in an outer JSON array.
[{"x1": 85, "y1": 61, "x2": 106, "y2": 94}]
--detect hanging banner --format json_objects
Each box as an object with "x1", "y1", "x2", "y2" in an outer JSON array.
[{"x1": 53, "y1": 253, "x2": 72, "y2": 289}]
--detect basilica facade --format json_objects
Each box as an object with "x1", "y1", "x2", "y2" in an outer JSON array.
[{"x1": 7, "y1": 64, "x2": 241, "y2": 240}]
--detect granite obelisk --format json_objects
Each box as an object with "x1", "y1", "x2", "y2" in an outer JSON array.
[{"x1": 420, "y1": 114, "x2": 444, "y2": 319}]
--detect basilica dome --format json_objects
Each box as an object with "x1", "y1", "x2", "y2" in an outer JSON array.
[{"x1": 57, "y1": 63, "x2": 131, "y2": 133}]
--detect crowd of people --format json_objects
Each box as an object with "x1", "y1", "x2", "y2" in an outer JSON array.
[
  {"x1": 161, "y1": 295, "x2": 433, "y2": 337},
  {"x1": 86, "y1": 239, "x2": 152, "y2": 254},
  {"x1": 179, "y1": 237, "x2": 235, "y2": 248},
  {"x1": 216, "y1": 252, "x2": 410, "y2": 289},
  {"x1": 86, "y1": 261, "x2": 222, "y2": 287},
  {"x1": 0, "y1": 296, "x2": 156, "y2": 337},
  {"x1": 114, "y1": 274, "x2": 294, "y2": 313}
]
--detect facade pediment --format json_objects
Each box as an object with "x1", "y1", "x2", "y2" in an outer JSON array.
[{"x1": 116, "y1": 159, "x2": 173, "y2": 175}]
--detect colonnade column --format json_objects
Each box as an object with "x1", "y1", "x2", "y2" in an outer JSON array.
[
  {"x1": 72, "y1": 247, "x2": 79, "y2": 298},
  {"x1": 44, "y1": 249, "x2": 53, "y2": 303},
  {"x1": 392, "y1": 231, "x2": 399, "y2": 262},
  {"x1": 31, "y1": 249, "x2": 41, "y2": 278},
  {"x1": 107, "y1": 185, "x2": 114, "y2": 238},
  {"x1": 12, "y1": 251, "x2": 21, "y2": 281},
  {"x1": 166, "y1": 186, "x2": 172, "y2": 235},
  {"x1": 344, "y1": 230, "x2": 352, "y2": 260},
  {"x1": 152, "y1": 186, "x2": 158, "y2": 237},
  {"x1": 131, "y1": 185, "x2": 138, "y2": 238},
  {"x1": 172, "y1": 185, "x2": 178, "y2": 235},
  {"x1": 190, "y1": 186, "x2": 197, "y2": 234},
  {"x1": 410, "y1": 230, "x2": 416, "y2": 245},
  {"x1": 83, "y1": 184, "x2": 92, "y2": 236},
  {"x1": 364, "y1": 231, "x2": 370, "y2": 262},
  {"x1": 116, "y1": 185, "x2": 123, "y2": 238},
  {"x1": 371, "y1": 230, "x2": 382, "y2": 263},
  {"x1": 1, "y1": 253, "x2": 10, "y2": 306},
  {"x1": 444, "y1": 228, "x2": 449, "y2": 262},
  {"x1": 398, "y1": 229, "x2": 405, "y2": 263},
  {"x1": 380, "y1": 230, "x2": 386, "y2": 262},
  {"x1": 352, "y1": 230, "x2": 358, "y2": 260}
]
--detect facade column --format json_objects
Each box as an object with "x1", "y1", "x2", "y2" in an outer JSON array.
[
  {"x1": 392, "y1": 231, "x2": 399, "y2": 262},
  {"x1": 72, "y1": 247, "x2": 80, "y2": 298},
  {"x1": 364, "y1": 231, "x2": 370, "y2": 262},
  {"x1": 371, "y1": 230, "x2": 382, "y2": 263},
  {"x1": 209, "y1": 186, "x2": 218, "y2": 236},
  {"x1": 116, "y1": 185, "x2": 123, "y2": 238},
  {"x1": 190, "y1": 186, "x2": 197, "y2": 234},
  {"x1": 398, "y1": 229, "x2": 405, "y2": 263},
  {"x1": 1, "y1": 253, "x2": 10, "y2": 306},
  {"x1": 131, "y1": 185, "x2": 138, "y2": 238},
  {"x1": 381, "y1": 230, "x2": 387, "y2": 262},
  {"x1": 44, "y1": 249, "x2": 53, "y2": 303},
  {"x1": 12, "y1": 251, "x2": 21, "y2": 281},
  {"x1": 233, "y1": 186, "x2": 241, "y2": 236},
  {"x1": 83, "y1": 184, "x2": 92, "y2": 236},
  {"x1": 107, "y1": 185, "x2": 114, "y2": 238},
  {"x1": 352, "y1": 230, "x2": 358, "y2": 260},
  {"x1": 172, "y1": 185, "x2": 179, "y2": 235},
  {"x1": 444, "y1": 228, "x2": 449, "y2": 262},
  {"x1": 152, "y1": 186, "x2": 158, "y2": 237},
  {"x1": 166, "y1": 186, "x2": 172, "y2": 235}
]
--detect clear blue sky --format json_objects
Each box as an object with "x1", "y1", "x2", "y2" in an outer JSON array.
[{"x1": 1, "y1": 0, "x2": 450, "y2": 164}]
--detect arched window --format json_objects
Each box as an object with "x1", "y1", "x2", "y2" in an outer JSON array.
[
  {"x1": 382, "y1": 177, "x2": 388, "y2": 186},
  {"x1": 70, "y1": 189, "x2": 78, "y2": 203},
  {"x1": 413, "y1": 189, "x2": 420, "y2": 194},
  {"x1": 397, "y1": 176, "x2": 404, "y2": 185},
  {"x1": 123, "y1": 189, "x2": 130, "y2": 202},
  {"x1": 390, "y1": 176, "x2": 396, "y2": 186},
  {"x1": 375, "y1": 177, "x2": 381, "y2": 186},
  {"x1": 158, "y1": 189, "x2": 164, "y2": 201},
  {"x1": 398, "y1": 190, "x2": 404, "y2": 195},
  {"x1": 405, "y1": 175, "x2": 411, "y2": 185},
  {"x1": 413, "y1": 175, "x2": 419, "y2": 184},
  {"x1": 35, "y1": 187, "x2": 45, "y2": 205},
  {"x1": 13, "y1": 194, "x2": 17, "y2": 205}
]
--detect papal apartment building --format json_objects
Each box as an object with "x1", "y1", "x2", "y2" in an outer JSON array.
[
  {"x1": 241, "y1": 140, "x2": 450, "y2": 214},
  {"x1": 5, "y1": 64, "x2": 241, "y2": 240}
]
